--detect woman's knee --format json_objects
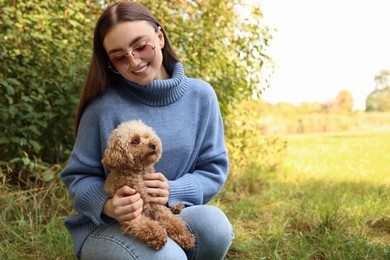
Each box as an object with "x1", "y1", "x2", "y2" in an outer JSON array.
[
  {"x1": 80, "y1": 232, "x2": 135, "y2": 260},
  {"x1": 181, "y1": 205, "x2": 233, "y2": 239},
  {"x1": 80, "y1": 223, "x2": 187, "y2": 260},
  {"x1": 180, "y1": 205, "x2": 234, "y2": 259}
]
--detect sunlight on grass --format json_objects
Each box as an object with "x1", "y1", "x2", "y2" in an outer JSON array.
[
  {"x1": 283, "y1": 132, "x2": 390, "y2": 184},
  {"x1": 218, "y1": 131, "x2": 390, "y2": 259}
]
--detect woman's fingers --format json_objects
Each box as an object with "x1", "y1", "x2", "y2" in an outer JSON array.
[
  {"x1": 108, "y1": 186, "x2": 143, "y2": 222},
  {"x1": 144, "y1": 172, "x2": 169, "y2": 205},
  {"x1": 117, "y1": 198, "x2": 143, "y2": 224}
]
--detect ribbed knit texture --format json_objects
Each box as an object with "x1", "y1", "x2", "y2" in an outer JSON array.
[
  {"x1": 124, "y1": 63, "x2": 188, "y2": 106},
  {"x1": 61, "y1": 62, "x2": 228, "y2": 257}
]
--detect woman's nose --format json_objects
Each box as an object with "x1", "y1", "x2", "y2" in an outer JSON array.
[{"x1": 126, "y1": 51, "x2": 141, "y2": 68}]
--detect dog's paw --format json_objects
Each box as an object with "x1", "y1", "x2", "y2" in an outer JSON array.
[
  {"x1": 173, "y1": 231, "x2": 196, "y2": 250},
  {"x1": 147, "y1": 235, "x2": 168, "y2": 250},
  {"x1": 122, "y1": 218, "x2": 168, "y2": 250},
  {"x1": 170, "y1": 202, "x2": 185, "y2": 214}
]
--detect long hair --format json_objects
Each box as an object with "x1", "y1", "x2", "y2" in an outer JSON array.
[{"x1": 75, "y1": 1, "x2": 180, "y2": 134}]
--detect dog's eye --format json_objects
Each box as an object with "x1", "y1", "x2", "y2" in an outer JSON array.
[{"x1": 131, "y1": 140, "x2": 140, "y2": 145}]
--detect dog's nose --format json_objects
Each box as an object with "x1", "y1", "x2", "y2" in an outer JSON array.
[{"x1": 150, "y1": 144, "x2": 156, "y2": 150}]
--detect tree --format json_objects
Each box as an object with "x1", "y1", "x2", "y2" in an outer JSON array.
[
  {"x1": 374, "y1": 70, "x2": 390, "y2": 90},
  {"x1": 299, "y1": 102, "x2": 323, "y2": 114},
  {"x1": 366, "y1": 70, "x2": 390, "y2": 112},
  {"x1": 334, "y1": 90, "x2": 354, "y2": 112}
]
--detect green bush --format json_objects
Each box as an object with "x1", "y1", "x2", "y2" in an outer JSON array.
[
  {"x1": 0, "y1": 1, "x2": 103, "y2": 183},
  {"x1": 366, "y1": 87, "x2": 390, "y2": 112},
  {"x1": 224, "y1": 98, "x2": 287, "y2": 194},
  {"x1": 0, "y1": 0, "x2": 275, "y2": 186}
]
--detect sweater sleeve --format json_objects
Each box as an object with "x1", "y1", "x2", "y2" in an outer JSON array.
[
  {"x1": 167, "y1": 152, "x2": 228, "y2": 207},
  {"x1": 61, "y1": 109, "x2": 113, "y2": 226},
  {"x1": 167, "y1": 89, "x2": 228, "y2": 206}
]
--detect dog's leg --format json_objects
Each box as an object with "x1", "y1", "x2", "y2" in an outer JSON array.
[
  {"x1": 122, "y1": 216, "x2": 168, "y2": 250},
  {"x1": 170, "y1": 202, "x2": 185, "y2": 214},
  {"x1": 154, "y1": 207, "x2": 196, "y2": 250}
]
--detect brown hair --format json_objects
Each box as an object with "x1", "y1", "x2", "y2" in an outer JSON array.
[{"x1": 75, "y1": 1, "x2": 180, "y2": 134}]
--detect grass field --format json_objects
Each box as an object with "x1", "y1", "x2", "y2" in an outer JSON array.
[
  {"x1": 217, "y1": 131, "x2": 390, "y2": 259},
  {"x1": 1, "y1": 131, "x2": 389, "y2": 259}
]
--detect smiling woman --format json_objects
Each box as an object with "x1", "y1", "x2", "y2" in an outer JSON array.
[
  {"x1": 103, "y1": 21, "x2": 168, "y2": 84},
  {"x1": 60, "y1": 1, "x2": 233, "y2": 259}
]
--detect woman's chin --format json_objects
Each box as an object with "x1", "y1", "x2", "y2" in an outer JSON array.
[{"x1": 123, "y1": 74, "x2": 154, "y2": 86}]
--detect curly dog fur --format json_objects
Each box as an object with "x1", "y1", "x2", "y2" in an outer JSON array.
[{"x1": 102, "y1": 120, "x2": 195, "y2": 250}]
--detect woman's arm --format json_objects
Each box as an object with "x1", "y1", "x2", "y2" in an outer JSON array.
[
  {"x1": 167, "y1": 90, "x2": 228, "y2": 206},
  {"x1": 61, "y1": 108, "x2": 113, "y2": 225}
]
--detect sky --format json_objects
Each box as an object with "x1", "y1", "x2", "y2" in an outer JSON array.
[{"x1": 257, "y1": 0, "x2": 390, "y2": 110}]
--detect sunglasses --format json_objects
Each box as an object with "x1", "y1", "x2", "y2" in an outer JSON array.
[{"x1": 108, "y1": 43, "x2": 156, "y2": 74}]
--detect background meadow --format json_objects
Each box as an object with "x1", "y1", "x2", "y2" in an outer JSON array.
[{"x1": 217, "y1": 102, "x2": 390, "y2": 259}]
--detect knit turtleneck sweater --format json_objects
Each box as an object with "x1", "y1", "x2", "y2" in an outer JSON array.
[
  {"x1": 61, "y1": 62, "x2": 228, "y2": 256},
  {"x1": 124, "y1": 62, "x2": 188, "y2": 106}
]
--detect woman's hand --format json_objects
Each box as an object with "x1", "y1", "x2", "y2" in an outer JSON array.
[
  {"x1": 144, "y1": 172, "x2": 169, "y2": 206},
  {"x1": 103, "y1": 186, "x2": 143, "y2": 224}
]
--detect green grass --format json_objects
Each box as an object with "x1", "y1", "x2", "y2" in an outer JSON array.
[
  {"x1": 214, "y1": 131, "x2": 390, "y2": 259},
  {"x1": 1, "y1": 131, "x2": 389, "y2": 259},
  {"x1": 0, "y1": 179, "x2": 75, "y2": 259}
]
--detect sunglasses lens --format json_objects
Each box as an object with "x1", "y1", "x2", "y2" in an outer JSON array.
[
  {"x1": 132, "y1": 45, "x2": 155, "y2": 61},
  {"x1": 109, "y1": 44, "x2": 156, "y2": 73},
  {"x1": 110, "y1": 55, "x2": 129, "y2": 73}
]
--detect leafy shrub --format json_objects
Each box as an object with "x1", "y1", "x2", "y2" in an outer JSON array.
[
  {"x1": 0, "y1": 0, "x2": 103, "y2": 184},
  {"x1": 366, "y1": 87, "x2": 390, "y2": 112},
  {"x1": 224, "y1": 98, "x2": 287, "y2": 194},
  {"x1": 0, "y1": 0, "x2": 275, "y2": 186}
]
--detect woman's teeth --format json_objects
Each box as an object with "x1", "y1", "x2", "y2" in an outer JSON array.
[{"x1": 134, "y1": 66, "x2": 147, "y2": 73}]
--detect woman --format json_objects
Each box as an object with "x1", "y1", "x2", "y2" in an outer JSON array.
[{"x1": 61, "y1": 1, "x2": 233, "y2": 259}]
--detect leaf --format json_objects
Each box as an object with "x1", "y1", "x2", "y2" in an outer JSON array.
[
  {"x1": 8, "y1": 106, "x2": 18, "y2": 116},
  {"x1": 29, "y1": 140, "x2": 42, "y2": 152},
  {"x1": 42, "y1": 170, "x2": 56, "y2": 182},
  {"x1": 22, "y1": 157, "x2": 30, "y2": 166},
  {"x1": 68, "y1": 20, "x2": 80, "y2": 28},
  {"x1": 7, "y1": 78, "x2": 21, "y2": 85},
  {"x1": 0, "y1": 137, "x2": 9, "y2": 145},
  {"x1": 0, "y1": 79, "x2": 15, "y2": 95}
]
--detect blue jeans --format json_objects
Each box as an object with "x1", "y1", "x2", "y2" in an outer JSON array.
[{"x1": 80, "y1": 205, "x2": 234, "y2": 260}]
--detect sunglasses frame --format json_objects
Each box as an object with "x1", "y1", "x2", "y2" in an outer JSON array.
[{"x1": 108, "y1": 43, "x2": 157, "y2": 74}]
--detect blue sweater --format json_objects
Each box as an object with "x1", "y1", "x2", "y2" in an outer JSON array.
[{"x1": 61, "y1": 62, "x2": 228, "y2": 256}]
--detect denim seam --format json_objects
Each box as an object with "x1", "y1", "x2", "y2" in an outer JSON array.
[
  {"x1": 181, "y1": 217, "x2": 198, "y2": 260},
  {"x1": 88, "y1": 233, "x2": 139, "y2": 260}
]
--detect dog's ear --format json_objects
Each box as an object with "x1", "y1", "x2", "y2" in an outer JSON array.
[{"x1": 102, "y1": 141, "x2": 128, "y2": 169}]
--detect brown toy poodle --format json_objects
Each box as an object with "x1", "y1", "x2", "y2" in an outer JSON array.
[{"x1": 102, "y1": 120, "x2": 195, "y2": 250}]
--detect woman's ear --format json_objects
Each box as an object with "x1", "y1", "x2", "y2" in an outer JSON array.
[
  {"x1": 101, "y1": 141, "x2": 127, "y2": 169},
  {"x1": 157, "y1": 26, "x2": 165, "y2": 49}
]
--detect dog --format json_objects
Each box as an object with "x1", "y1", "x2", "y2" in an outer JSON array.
[{"x1": 102, "y1": 120, "x2": 195, "y2": 250}]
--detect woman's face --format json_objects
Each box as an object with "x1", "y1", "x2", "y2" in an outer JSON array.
[{"x1": 103, "y1": 21, "x2": 168, "y2": 86}]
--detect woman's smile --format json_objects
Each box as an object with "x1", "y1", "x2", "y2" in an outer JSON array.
[{"x1": 131, "y1": 64, "x2": 148, "y2": 75}]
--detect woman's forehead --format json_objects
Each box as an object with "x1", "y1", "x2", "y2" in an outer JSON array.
[{"x1": 103, "y1": 21, "x2": 155, "y2": 51}]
